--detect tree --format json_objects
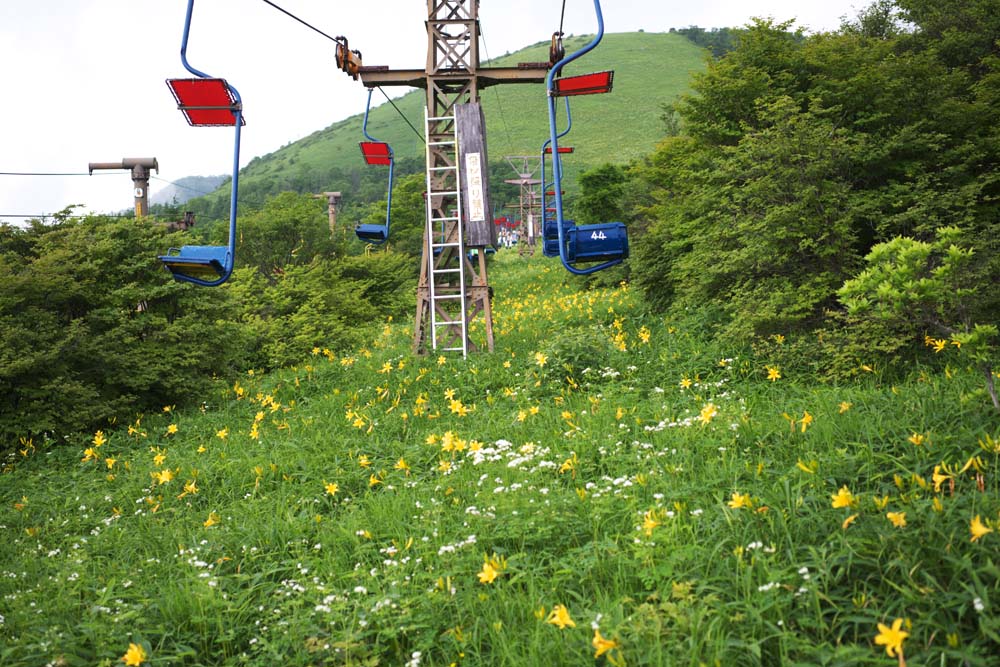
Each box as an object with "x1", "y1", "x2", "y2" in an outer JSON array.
[
  {"x1": 0, "y1": 216, "x2": 243, "y2": 445},
  {"x1": 236, "y1": 192, "x2": 341, "y2": 276},
  {"x1": 576, "y1": 164, "x2": 627, "y2": 227},
  {"x1": 633, "y1": 3, "x2": 1000, "y2": 349}
]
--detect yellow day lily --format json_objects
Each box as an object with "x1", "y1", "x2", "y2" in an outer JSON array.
[
  {"x1": 796, "y1": 459, "x2": 818, "y2": 474},
  {"x1": 874, "y1": 618, "x2": 908, "y2": 658},
  {"x1": 799, "y1": 411, "x2": 814, "y2": 433},
  {"x1": 121, "y1": 642, "x2": 148, "y2": 666},
  {"x1": 592, "y1": 628, "x2": 620, "y2": 658},
  {"x1": 698, "y1": 402, "x2": 718, "y2": 425},
  {"x1": 886, "y1": 511, "x2": 907, "y2": 528},
  {"x1": 970, "y1": 515, "x2": 993, "y2": 543},
  {"x1": 545, "y1": 604, "x2": 576, "y2": 629},
  {"x1": 728, "y1": 492, "x2": 752, "y2": 510},
  {"x1": 477, "y1": 554, "x2": 506, "y2": 584},
  {"x1": 830, "y1": 486, "x2": 857, "y2": 509},
  {"x1": 642, "y1": 509, "x2": 660, "y2": 537}
]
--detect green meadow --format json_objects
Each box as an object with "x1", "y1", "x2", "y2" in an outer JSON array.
[{"x1": 2, "y1": 252, "x2": 998, "y2": 666}]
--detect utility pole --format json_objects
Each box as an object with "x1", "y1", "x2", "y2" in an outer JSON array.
[
  {"x1": 360, "y1": 0, "x2": 550, "y2": 355},
  {"x1": 88, "y1": 157, "x2": 159, "y2": 217}
]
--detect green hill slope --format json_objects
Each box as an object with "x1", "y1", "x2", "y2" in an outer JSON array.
[{"x1": 194, "y1": 32, "x2": 706, "y2": 213}]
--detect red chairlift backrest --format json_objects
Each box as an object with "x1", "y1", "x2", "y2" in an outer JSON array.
[
  {"x1": 543, "y1": 146, "x2": 574, "y2": 154},
  {"x1": 360, "y1": 141, "x2": 392, "y2": 165},
  {"x1": 551, "y1": 70, "x2": 614, "y2": 97},
  {"x1": 166, "y1": 78, "x2": 244, "y2": 126}
]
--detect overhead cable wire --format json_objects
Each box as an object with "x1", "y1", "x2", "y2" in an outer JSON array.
[
  {"x1": 377, "y1": 87, "x2": 425, "y2": 142},
  {"x1": 0, "y1": 213, "x2": 132, "y2": 219},
  {"x1": 151, "y1": 176, "x2": 269, "y2": 210},
  {"x1": 258, "y1": 0, "x2": 341, "y2": 44},
  {"x1": 478, "y1": 26, "x2": 513, "y2": 150},
  {"x1": 151, "y1": 175, "x2": 217, "y2": 198},
  {"x1": 0, "y1": 171, "x2": 117, "y2": 176}
]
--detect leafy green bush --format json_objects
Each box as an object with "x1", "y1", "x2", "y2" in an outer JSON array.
[
  {"x1": 539, "y1": 325, "x2": 617, "y2": 384},
  {"x1": 226, "y1": 251, "x2": 416, "y2": 370},
  {"x1": 0, "y1": 217, "x2": 243, "y2": 446},
  {"x1": 633, "y1": 9, "x2": 1000, "y2": 354},
  {"x1": 839, "y1": 226, "x2": 999, "y2": 409}
]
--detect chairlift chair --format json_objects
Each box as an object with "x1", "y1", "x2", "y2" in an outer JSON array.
[
  {"x1": 543, "y1": 0, "x2": 628, "y2": 275},
  {"x1": 354, "y1": 88, "x2": 395, "y2": 244},
  {"x1": 159, "y1": 0, "x2": 243, "y2": 287}
]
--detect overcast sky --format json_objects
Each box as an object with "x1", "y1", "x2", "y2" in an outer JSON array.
[{"x1": 0, "y1": 0, "x2": 867, "y2": 220}]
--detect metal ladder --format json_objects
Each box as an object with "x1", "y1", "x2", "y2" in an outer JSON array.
[{"x1": 424, "y1": 109, "x2": 468, "y2": 357}]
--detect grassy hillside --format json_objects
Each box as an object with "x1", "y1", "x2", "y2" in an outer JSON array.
[
  {"x1": 2, "y1": 251, "x2": 999, "y2": 666},
  {"x1": 194, "y1": 32, "x2": 706, "y2": 211}
]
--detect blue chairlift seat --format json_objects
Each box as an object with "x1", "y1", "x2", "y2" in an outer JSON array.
[
  {"x1": 355, "y1": 224, "x2": 389, "y2": 242},
  {"x1": 467, "y1": 246, "x2": 497, "y2": 262},
  {"x1": 542, "y1": 218, "x2": 572, "y2": 257},
  {"x1": 567, "y1": 222, "x2": 629, "y2": 263},
  {"x1": 542, "y1": 221, "x2": 628, "y2": 263},
  {"x1": 160, "y1": 245, "x2": 231, "y2": 283}
]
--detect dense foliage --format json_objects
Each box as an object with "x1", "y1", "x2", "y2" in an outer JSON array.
[
  {"x1": 0, "y1": 194, "x2": 416, "y2": 446},
  {"x1": 632, "y1": 1, "x2": 1000, "y2": 368},
  {"x1": 0, "y1": 215, "x2": 239, "y2": 443}
]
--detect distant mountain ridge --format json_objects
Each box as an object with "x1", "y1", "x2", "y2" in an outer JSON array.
[{"x1": 151, "y1": 175, "x2": 228, "y2": 206}]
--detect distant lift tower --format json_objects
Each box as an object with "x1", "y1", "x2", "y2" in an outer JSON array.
[
  {"x1": 313, "y1": 191, "x2": 342, "y2": 234},
  {"x1": 88, "y1": 157, "x2": 159, "y2": 217},
  {"x1": 504, "y1": 155, "x2": 543, "y2": 248},
  {"x1": 360, "y1": 0, "x2": 550, "y2": 356}
]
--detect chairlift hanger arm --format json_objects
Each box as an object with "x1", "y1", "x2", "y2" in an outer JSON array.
[
  {"x1": 355, "y1": 88, "x2": 394, "y2": 244},
  {"x1": 159, "y1": 0, "x2": 242, "y2": 287}
]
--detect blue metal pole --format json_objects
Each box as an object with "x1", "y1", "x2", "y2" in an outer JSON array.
[{"x1": 540, "y1": 97, "x2": 572, "y2": 234}]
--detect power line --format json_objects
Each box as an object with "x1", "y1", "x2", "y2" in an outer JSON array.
[
  {"x1": 377, "y1": 87, "x2": 425, "y2": 142},
  {"x1": 258, "y1": 0, "x2": 341, "y2": 44},
  {"x1": 478, "y1": 26, "x2": 513, "y2": 149},
  {"x1": 255, "y1": 2, "x2": 426, "y2": 145},
  {"x1": 0, "y1": 171, "x2": 117, "y2": 176},
  {"x1": 151, "y1": 175, "x2": 218, "y2": 198},
  {"x1": 0, "y1": 213, "x2": 132, "y2": 219},
  {"x1": 151, "y1": 175, "x2": 266, "y2": 207}
]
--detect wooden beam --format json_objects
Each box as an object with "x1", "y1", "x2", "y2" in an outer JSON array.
[{"x1": 360, "y1": 66, "x2": 550, "y2": 89}]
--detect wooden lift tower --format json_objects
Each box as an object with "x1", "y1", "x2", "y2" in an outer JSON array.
[{"x1": 360, "y1": 1, "x2": 549, "y2": 356}]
